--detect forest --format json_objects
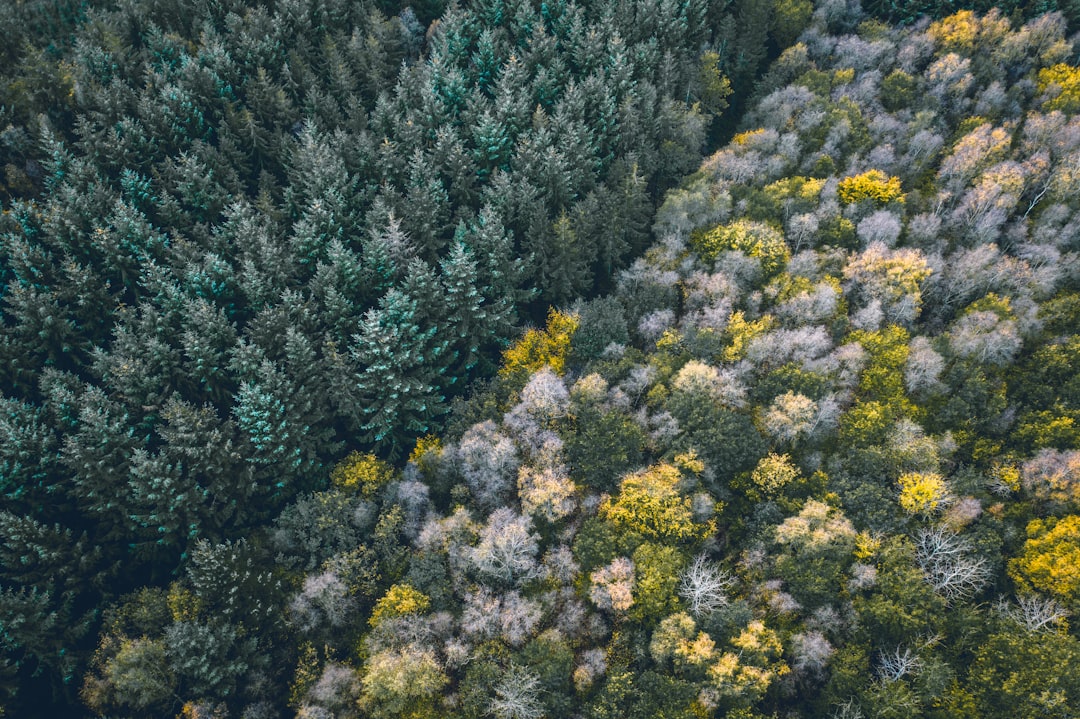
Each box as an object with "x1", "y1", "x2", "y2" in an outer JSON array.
[{"x1": 1, "y1": 0, "x2": 1079, "y2": 717}]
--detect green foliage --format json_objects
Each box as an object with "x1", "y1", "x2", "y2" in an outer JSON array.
[
  {"x1": 566, "y1": 407, "x2": 645, "y2": 493},
  {"x1": 967, "y1": 628, "x2": 1080, "y2": 718},
  {"x1": 853, "y1": 536, "x2": 946, "y2": 647},
  {"x1": 11, "y1": 5, "x2": 1080, "y2": 718},
  {"x1": 772, "y1": 0, "x2": 814, "y2": 47},
  {"x1": 587, "y1": 668, "x2": 700, "y2": 719},
  {"x1": 359, "y1": 646, "x2": 448, "y2": 719},
  {"x1": 98, "y1": 637, "x2": 176, "y2": 712},
  {"x1": 629, "y1": 543, "x2": 686, "y2": 623},
  {"x1": 691, "y1": 220, "x2": 790, "y2": 276},
  {"x1": 165, "y1": 620, "x2": 256, "y2": 701},
  {"x1": 668, "y1": 387, "x2": 768, "y2": 481},
  {"x1": 570, "y1": 297, "x2": 630, "y2": 362},
  {"x1": 518, "y1": 632, "x2": 575, "y2": 717},
  {"x1": 882, "y1": 70, "x2": 918, "y2": 112}
]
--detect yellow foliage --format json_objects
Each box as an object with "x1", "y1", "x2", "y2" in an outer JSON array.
[
  {"x1": 766, "y1": 273, "x2": 813, "y2": 304},
  {"x1": 990, "y1": 462, "x2": 1021, "y2": 494},
  {"x1": 966, "y1": 292, "x2": 1013, "y2": 318},
  {"x1": 655, "y1": 328, "x2": 685, "y2": 353},
  {"x1": 674, "y1": 450, "x2": 706, "y2": 476},
  {"x1": 722, "y1": 311, "x2": 776, "y2": 362},
  {"x1": 1009, "y1": 515, "x2": 1080, "y2": 609},
  {"x1": 837, "y1": 169, "x2": 905, "y2": 206},
  {"x1": 731, "y1": 620, "x2": 784, "y2": 662},
  {"x1": 833, "y1": 68, "x2": 855, "y2": 86},
  {"x1": 709, "y1": 652, "x2": 774, "y2": 701},
  {"x1": 928, "y1": 10, "x2": 978, "y2": 53},
  {"x1": 851, "y1": 325, "x2": 913, "y2": 405},
  {"x1": 1016, "y1": 410, "x2": 1080, "y2": 451},
  {"x1": 691, "y1": 219, "x2": 790, "y2": 275},
  {"x1": 1038, "y1": 63, "x2": 1080, "y2": 114},
  {"x1": 708, "y1": 621, "x2": 788, "y2": 702},
  {"x1": 331, "y1": 451, "x2": 395, "y2": 498},
  {"x1": 854, "y1": 531, "x2": 881, "y2": 561},
  {"x1": 898, "y1": 472, "x2": 950, "y2": 516},
  {"x1": 970, "y1": 437, "x2": 1004, "y2": 464},
  {"x1": 839, "y1": 400, "x2": 891, "y2": 446},
  {"x1": 409, "y1": 435, "x2": 442, "y2": 464},
  {"x1": 288, "y1": 642, "x2": 319, "y2": 708},
  {"x1": 732, "y1": 128, "x2": 767, "y2": 146},
  {"x1": 167, "y1": 584, "x2": 200, "y2": 623},
  {"x1": 763, "y1": 176, "x2": 825, "y2": 205},
  {"x1": 408, "y1": 435, "x2": 443, "y2": 477},
  {"x1": 699, "y1": 51, "x2": 733, "y2": 115},
  {"x1": 500, "y1": 308, "x2": 579, "y2": 379},
  {"x1": 750, "y1": 453, "x2": 801, "y2": 497},
  {"x1": 679, "y1": 631, "x2": 717, "y2": 666},
  {"x1": 600, "y1": 463, "x2": 714, "y2": 543},
  {"x1": 179, "y1": 702, "x2": 228, "y2": 719},
  {"x1": 370, "y1": 584, "x2": 431, "y2": 627}
]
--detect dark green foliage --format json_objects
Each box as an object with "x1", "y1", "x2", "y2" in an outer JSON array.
[
  {"x1": 571, "y1": 296, "x2": 631, "y2": 362},
  {"x1": 9, "y1": 2, "x2": 1080, "y2": 718},
  {"x1": 588, "y1": 669, "x2": 699, "y2": 719},
  {"x1": 1, "y1": 0, "x2": 787, "y2": 702},
  {"x1": 967, "y1": 629, "x2": 1080, "y2": 718},
  {"x1": 567, "y1": 407, "x2": 646, "y2": 493},
  {"x1": 667, "y1": 389, "x2": 767, "y2": 483}
]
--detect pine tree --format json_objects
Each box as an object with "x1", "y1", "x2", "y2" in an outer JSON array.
[
  {"x1": 61, "y1": 386, "x2": 144, "y2": 544},
  {"x1": 402, "y1": 150, "x2": 452, "y2": 259},
  {"x1": 439, "y1": 241, "x2": 489, "y2": 378},
  {"x1": 349, "y1": 277, "x2": 450, "y2": 457},
  {"x1": 0, "y1": 398, "x2": 59, "y2": 513}
]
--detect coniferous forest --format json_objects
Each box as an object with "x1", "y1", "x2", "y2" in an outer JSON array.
[{"x1": 1, "y1": 0, "x2": 1080, "y2": 717}]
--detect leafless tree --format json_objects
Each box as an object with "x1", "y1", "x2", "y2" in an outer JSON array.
[
  {"x1": 490, "y1": 666, "x2": 544, "y2": 719},
  {"x1": 876, "y1": 646, "x2": 922, "y2": 683},
  {"x1": 915, "y1": 527, "x2": 991, "y2": 603},
  {"x1": 1000, "y1": 594, "x2": 1069, "y2": 633},
  {"x1": 679, "y1": 554, "x2": 735, "y2": 617},
  {"x1": 831, "y1": 697, "x2": 865, "y2": 719}
]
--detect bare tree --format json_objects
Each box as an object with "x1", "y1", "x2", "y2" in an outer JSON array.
[
  {"x1": 831, "y1": 697, "x2": 865, "y2": 719},
  {"x1": 470, "y1": 508, "x2": 540, "y2": 586},
  {"x1": 914, "y1": 527, "x2": 991, "y2": 603},
  {"x1": 999, "y1": 594, "x2": 1069, "y2": 633},
  {"x1": 791, "y1": 630, "x2": 835, "y2": 679},
  {"x1": 456, "y1": 420, "x2": 520, "y2": 512},
  {"x1": 590, "y1": 557, "x2": 635, "y2": 612},
  {"x1": 490, "y1": 666, "x2": 544, "y2": 719},
  {"x1": 679, "y1": 554, "x2": 735, "y2": 617},
  {"x1": 876, "y1": 646, "x2": 922, "y2": 683}
]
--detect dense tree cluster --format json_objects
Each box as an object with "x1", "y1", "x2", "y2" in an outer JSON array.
[
  {"x1": 0, "y1": 0, "x2": 817, "y2": 713},
  {"x1": 61, "y1": 7, "x2": 1080, "y2": 719},
  {"x1": 4, "y1": 0, "x2": 1080, "y2": 717}
]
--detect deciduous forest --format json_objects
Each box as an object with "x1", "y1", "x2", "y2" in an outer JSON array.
[{"x1": 1, "y1": 0, "x2": 1079, "y2": 717}]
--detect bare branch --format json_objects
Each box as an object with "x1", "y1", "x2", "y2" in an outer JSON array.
[
  {"x1": 876, "y1": 646, "x2": 922, "y2": 683},
  {"x1": 915, "y1": 527, "x2": 991, "y2": 603},
  {"x1": 679, "y1": 554, "x2": 735, "y2": 617}
]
